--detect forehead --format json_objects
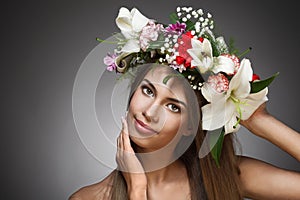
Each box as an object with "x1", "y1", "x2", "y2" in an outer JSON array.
[{"x1": 143, "y1": 66, "x2": 191, "y2": 101}]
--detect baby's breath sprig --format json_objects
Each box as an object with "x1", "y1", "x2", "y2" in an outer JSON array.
[{"x1": 175, "y1": 7, "x2": 214, "y2": 36}]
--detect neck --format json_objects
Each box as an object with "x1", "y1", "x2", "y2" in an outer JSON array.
[
  {"x1": 135, "y1": 143, "x2": 177, "y2": 172},
  {"x1": 145, "y1": 159, "x2": 186, "y2": 185},
  {"x1": 134, "y1": 146, "x2": 186, "y2": 185}
]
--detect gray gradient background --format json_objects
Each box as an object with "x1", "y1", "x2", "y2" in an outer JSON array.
[{"x1": 2, "y1": 0, "x2": 300, "y2": 199}]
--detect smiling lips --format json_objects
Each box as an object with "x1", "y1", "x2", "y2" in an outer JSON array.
[{"x1": 134, "y1": 118, "x2": 158, "y2": 135}]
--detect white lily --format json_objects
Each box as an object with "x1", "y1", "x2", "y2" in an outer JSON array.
[
  {"x1": 187, "y1": 38, "x2": 235, "y2": 74},
  {"x1": 201, "y1": 59, "x2": 268, "y2": 134},
  {"x1": 116, "y1": 7, "x2": 150, "y2": 52}
]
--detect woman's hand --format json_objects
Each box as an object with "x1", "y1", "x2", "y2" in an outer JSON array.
[
  {"x1": 240, "y1": 102, "x2": 269, "y2": 137},
  {"x1": 116, "y1": 115, "x2": 148, "y2": 199},
  {"x1": 240, "y1": 102, "x2": 300, "y2": 162}
]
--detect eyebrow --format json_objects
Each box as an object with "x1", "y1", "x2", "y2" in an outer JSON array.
[
  {"x1": 167, "y1": 97, "x2": 187, "y2": 108},
  {"x1": 142, "y1": 79, "x2": 187, "y2": 108}
]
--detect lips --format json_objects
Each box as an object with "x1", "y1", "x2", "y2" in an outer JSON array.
[{"x1": 134, "y1": 118, "x2": 158, "y2": 136}]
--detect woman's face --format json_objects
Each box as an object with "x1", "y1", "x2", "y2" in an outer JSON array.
[{"x1": 127, "y1": 66, "x2": 192, "y2": 153}]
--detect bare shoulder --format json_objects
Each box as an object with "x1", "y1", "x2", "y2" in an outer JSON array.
[{"x1": 69, "y1": 170, "x2": 116, "y2": 200}]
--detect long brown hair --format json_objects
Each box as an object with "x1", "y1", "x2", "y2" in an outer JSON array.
[{"x1": 111, "y1": 64, "x2": 242, "y2": 200}]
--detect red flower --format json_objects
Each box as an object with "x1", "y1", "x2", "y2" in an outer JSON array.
[
  {"x1": 175, "y1": 32, "x2": 193, "y2": 68},
  {"x1": 252, "y1": 74, "x2": 260, "y2": 81},
  {"x1": 185, "y1": 31, "x2": 194, "y2": 38},
  {"x1": 176, "y1": 56, "x2": 185, "y2": 65},
  {"x1": 174, "y1": 32, "x2": 203, "y2": 68}
]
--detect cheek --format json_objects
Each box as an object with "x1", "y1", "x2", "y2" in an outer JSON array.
[
  {"x1": 161, "y1": 113, "x2": 187, "y2": 135},
  {"x1": 128, "y1": 91, "x2": 145, "y2": 113}
]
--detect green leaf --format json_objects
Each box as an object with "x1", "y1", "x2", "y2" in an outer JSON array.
[
  {"x1": 210, "y1": 129, "x2": 225, "y2": 167},
  {"x1": 169, "y1": 12, "x2": 179, "y2": 24},
  {"x1": 148, "y1": 40, "x2": 164, "y2": 49},
  {"x1": 162, "y1": 74, "x2": 184, "y2": 84},
  {"x1": 185, "y1": 20, "x2": 195, "y2": 31},
  {"x1": 228, "y1": 37, "x2": 239, "y2": 55},
  {"x1": 250, "y1": 72, "x2": 279, "y2": 93}
]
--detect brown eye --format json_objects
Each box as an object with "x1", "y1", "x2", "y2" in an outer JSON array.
[
  {"x1": 142, "y1": 86, "x2": 154, "y2": 97},
  {"x1": 167, "y1": 104, "x2": 180, "y2": 113}
]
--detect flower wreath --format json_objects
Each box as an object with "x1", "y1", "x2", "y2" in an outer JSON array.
[{"x1": 99, "y1": 6, "x2": 278, "y2": 166}]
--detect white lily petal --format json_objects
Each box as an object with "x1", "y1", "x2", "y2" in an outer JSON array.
[
  {"x1": 187, "y1": 48, "x2": 202, "y2": 61},
  {"x1": 239, "y1": 87, "x2": 268, "y2": 120},
  {"x1": 121, "y1": 39, "x2": 140, "y2": 52},
  {"x1": 202, "y1": 104, "x2": 223, "y2": 131},
  {"x1": 131, "y1": 8, "x2": 149, "y2": 32},
  {"x1": 229, "y1": 59, "x2": 252, "y2": 98},
  {"x1": 202, "y1": 57, "x2": 213, "y2": 70},
  {"x1": 202, "y1": 99, "x2": 235, "y2": 131},
  {"x1": 116, "y1": 7, "x2": 133, "y2": 32},
  {"x1": 202, "y1": 38, "x2": 213, "y2": 58},
  {"x1": 191, "y1": 60, "x2": 209, "y2": 73},
  {"x1": 212, "y1": 56, "x2": 235, "y2": 74},
  {"x1": 188, "y1": 39, "x2": 214, "y2": 73},
  {"x1": 188, "y1": 48, "x2": 210, "y2": 73},
  {"x1": 121, "y1": 31, "x2": 138, "y2": 40},
  {"x1": 225, "y1": 116, "x2": 240, "y2": 134},
  {"x1": 190, "y1": 38, "x2": 202, "y2": 49},
  {"x1": 248, "y1": 87, "x2": 268, "y2": 100},
  {"x1": 239, "y1": 59, "x2": 253, "y2": 82},
  {"x1": 201, "y1": 83, "x2": 224, "y2": 102}
]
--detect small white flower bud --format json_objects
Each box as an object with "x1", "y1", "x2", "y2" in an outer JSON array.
[{"x1": 197, "y1": 9, "x2": 203, "y2": 15}]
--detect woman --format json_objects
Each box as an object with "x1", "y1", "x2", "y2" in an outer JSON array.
[
  {"x1": 69, "y1": 64, "x2": 300, "y2": 200},
  {"x1": 70, "y1": 6, "x2": 300, "y2": 199}
]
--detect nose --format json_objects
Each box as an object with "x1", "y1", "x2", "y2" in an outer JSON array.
[{"x1": 142, "y1": 103, "x2": 161, "y2": 123}]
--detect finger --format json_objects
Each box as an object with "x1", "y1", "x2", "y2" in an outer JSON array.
[
  {"x1": 120, "y1": 116, "x2": 128, "y2": 151},
  {"x1": 116, "y1": 137, "x2": 121, "y2": 166},
  {"x1": 122, "y1": 116, "x2": 128, "y2": 135},
  {"x1": 121, "y1": 118, "x2": 135, "y2": 153},
  {"x1": 117, "y1": 136, "x2": 121, "y2": 149},
  {"x1": 119, "y1": 118, "x2": 125, "y2": 149}
]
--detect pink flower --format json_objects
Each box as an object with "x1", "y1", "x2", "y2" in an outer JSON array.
[
  {"x1": 207, "y1": 73, "x2": 229, "y2": 93},
  {"x1": 103, "y1": 53, "x2": 117, "y2": 71},
  {"x1": 165, "y1": 21, "x2": 186, "y2": 35},
  {"x1": 139, "y1": 20, "x2": 163, "y2": 51},
  {"x1": 221, "y1": 54, "x2": 240, "y2": 74},
  {"x1": 169, "y1": 64, "x2": 186, "y2": 73}
]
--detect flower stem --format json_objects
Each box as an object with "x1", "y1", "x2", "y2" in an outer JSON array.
[
  {"x1": 96, "y1": 38, "x2": 119, "y2": 44},
  {"x1": 238, "y1": 47, "x2": 252, "y2": 58},
  {"x1": 230, "y1": 96, "x2": 242, "y2": 129}
]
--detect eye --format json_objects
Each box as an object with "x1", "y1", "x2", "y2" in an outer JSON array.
[
  {"x1": 142, "y1": 85, "x2": 154, "y2": 97},
  {"x1": 167, "y1": 104, "x2": 181, "y2": 113}
]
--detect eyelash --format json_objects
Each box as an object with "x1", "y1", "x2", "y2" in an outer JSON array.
[
  {"x1": 167, "y1": 104, "x2": 181, "y2": 113},
  {"x1": 141, "y1": 85, "x2": 181, "y2": 113},
  {"x1": 141, "y1": 85, "x2": 154, "y2": 97}
]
